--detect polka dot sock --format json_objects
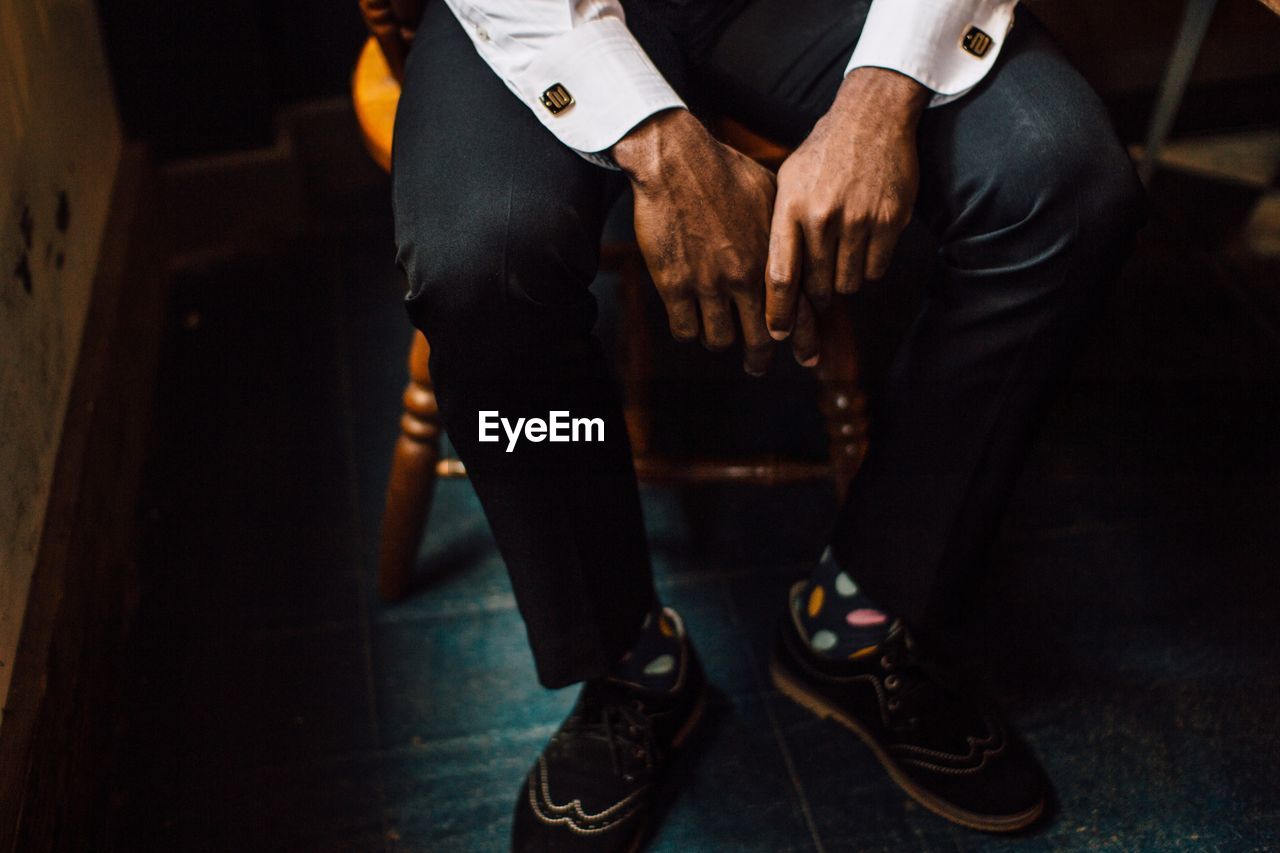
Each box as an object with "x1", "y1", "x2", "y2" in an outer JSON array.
[
  {"x1": 793, "y1": 548, "x2": 892, "y2": 660},
  {"x1": 608, "y1": 606, "x2": 686, "y2": 692}
]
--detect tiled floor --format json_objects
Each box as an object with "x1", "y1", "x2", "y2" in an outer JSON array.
[{"x1": 107, "y1": 155, "x2": 1280, "y2": 851}]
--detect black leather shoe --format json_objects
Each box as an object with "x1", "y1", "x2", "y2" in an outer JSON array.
[
  {"x1": 512, "y1": 612, "x2": 708, "y2": 852},
  {"x1": 771, "y1": 582, "x2": 1047, "y2": 832}
]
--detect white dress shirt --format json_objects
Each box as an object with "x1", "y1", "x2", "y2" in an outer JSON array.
[{"x1": 442, "y1": 0, "x2": 1017, "y2": 166}]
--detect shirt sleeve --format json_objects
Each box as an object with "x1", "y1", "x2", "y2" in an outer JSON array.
[
  {"x1": 845, "y1": 0, "x2": 1018, "y2": 107},
  {"x1": 441, "y1": 0, "x2": 686, "y2": 167}
]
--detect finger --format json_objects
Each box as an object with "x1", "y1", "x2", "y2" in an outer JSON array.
[
  {"x1": 698, "y1": 291, "x2": 736, "y2": 351},
  {"x1": 765, "y1": 215, "x2": 802, "y2": 340},
  {"x1": 864, "y1": 219, "x2": 904, "y2": 281},
  {"x1": 731, "y1": 286, "x2": 775, "y2": 377},
  {"x1": 803, "y1": 219, "x2": 837, "y2": 311},
  {"x1": 790, "y1": 295, "x2": 821, "y2": 368},
  {"x1": 834, "y1": 225, "x2": 869, "y2": 295},
  {"x1": 661, "y1": 291, "x2": 700, "y2": 343}
]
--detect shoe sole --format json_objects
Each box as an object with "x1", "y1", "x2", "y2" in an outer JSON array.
[
  {"x1": 622, "y1": 686, "x2": 711, "y2": 853},
  {"x1": 769, "y1": 657, "x2": 1044, "y2": 834}
]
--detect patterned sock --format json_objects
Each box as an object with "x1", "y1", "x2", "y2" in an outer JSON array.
[
  {"x1": 794, "y1": 547, "x2": 892, "y2": 660},
  {"x1": 609, "y1": 606, "x2": 686, "y2": 692}
]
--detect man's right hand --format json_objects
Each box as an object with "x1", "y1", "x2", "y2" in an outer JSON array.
[{"x1": 611, "y1": 109, "x2": 820, "y2": 376}]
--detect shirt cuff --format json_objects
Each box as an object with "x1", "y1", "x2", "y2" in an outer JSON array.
[
  {"x1": 845, "y1": 0, "x2": 1017, "y2": 107},
  {"x1": 515, "y1": 17, "x2": 686, "y2": 166}
]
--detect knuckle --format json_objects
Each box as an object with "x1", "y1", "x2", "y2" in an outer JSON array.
[
  {"x1": 806, "y1": 207, "x2": 836, "y2": 231},
  {"x1": 695, "y1": 281, "x2": 722, "y2": 300},
  {"x1": 805, "y1": 267, "x2": 832, "y2": 288},
  {"x1": 875, "y1": 209, "x2": 904, "y2": 232},
  {"x1": 845, "y1": 210, "x2": 870, "y2": 230},
  {"x1": 720, "y1": 261, "x2": 748, "y2": 286},
  {"x1": 656, "y1": 277, "x2": 683, "y2": 296},
  {"x1": 727, "y1": 264, "x2": 759, "y2": 291},
  {"x1": 779, "y1": 198, "x2": 803, "y2": 222},
  {"x1": 703, "y1": 325, "x2": 732, "y2": 346}
]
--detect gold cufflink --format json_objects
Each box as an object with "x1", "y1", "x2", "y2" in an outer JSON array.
[
  {"x1": 961, "y1": 26, "x2": 993, "y2": 58},
  {"x1": 540, "y1": 83, "x2": 575, "y2": 115}
]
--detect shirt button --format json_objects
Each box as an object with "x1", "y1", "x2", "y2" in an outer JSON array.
[{"x1": 475, "y1": 25, "x2": 490, "y2": 42}]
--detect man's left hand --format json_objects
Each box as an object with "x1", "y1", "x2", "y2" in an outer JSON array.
[{"x1": 766, "y1": 68, "x2": 929, "y2": 340}]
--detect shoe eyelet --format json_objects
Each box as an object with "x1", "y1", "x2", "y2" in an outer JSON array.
[
  {"x1": 885, "y1": 674, "x2": 901, "y2": 690},
  {"x1": 880, "y1": 655, "x2": 893, "y2": 670},
  {"x1": 887, "y1": 699, "x2": 901, "y2": 712}
]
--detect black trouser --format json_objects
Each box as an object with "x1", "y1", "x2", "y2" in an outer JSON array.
[{"x1": 391, "y1": 0, "x2": 1144, "y2": 688}]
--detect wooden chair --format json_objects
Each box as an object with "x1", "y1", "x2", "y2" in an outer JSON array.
[{"x1": 352, "y1": 36, "x2": 870, "y2": 602}]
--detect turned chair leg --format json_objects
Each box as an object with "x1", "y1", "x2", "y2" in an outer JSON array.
[
  {"x1": 817, "y1": 306, "x2": 870, "y2": 502},
  {"x1": 378, "y1": 332, "x2": 440, "y2": 602}
]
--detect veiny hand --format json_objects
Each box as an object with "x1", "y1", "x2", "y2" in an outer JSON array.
[
  {"x1": 766, "y1": 68, "x2": 929, "y2": 339},
  {"x1": 612, "y1": 109, "x2": 819, "y2": 375}
]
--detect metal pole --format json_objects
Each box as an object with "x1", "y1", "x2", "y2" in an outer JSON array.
[{"x1": 1139, "y1": 0, "x2": 1219, "y2": 185}]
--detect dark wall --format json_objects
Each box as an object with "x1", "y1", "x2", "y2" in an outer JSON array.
[
  {"x1": 98, "y1": 0, "x2": 368, "y2": 159},
  {"x1": 1032, "y1": 0, "x2": 1280, "y2": 141}
]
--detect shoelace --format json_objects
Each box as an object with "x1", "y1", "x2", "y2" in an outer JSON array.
[
  {"x1": 878, "y1": 628, "x2": 940, "y2": 732},
  {"x1": 566, "y1": 683, "x2": 660, "y2": 781},
  {"x1": 603, "y1": 698, "x2": 658, "y2": 780}
]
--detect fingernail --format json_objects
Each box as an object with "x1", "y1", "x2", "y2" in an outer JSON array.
[
  {"x1": 800, "y1": 354, "x2": 820, "y2": 368},
  {"x1": 769, "y1": 329, "x2": 790, "y2": 341},
  {"x1": 745, "y1": 366, "x2": 766, "y2": 378}
]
